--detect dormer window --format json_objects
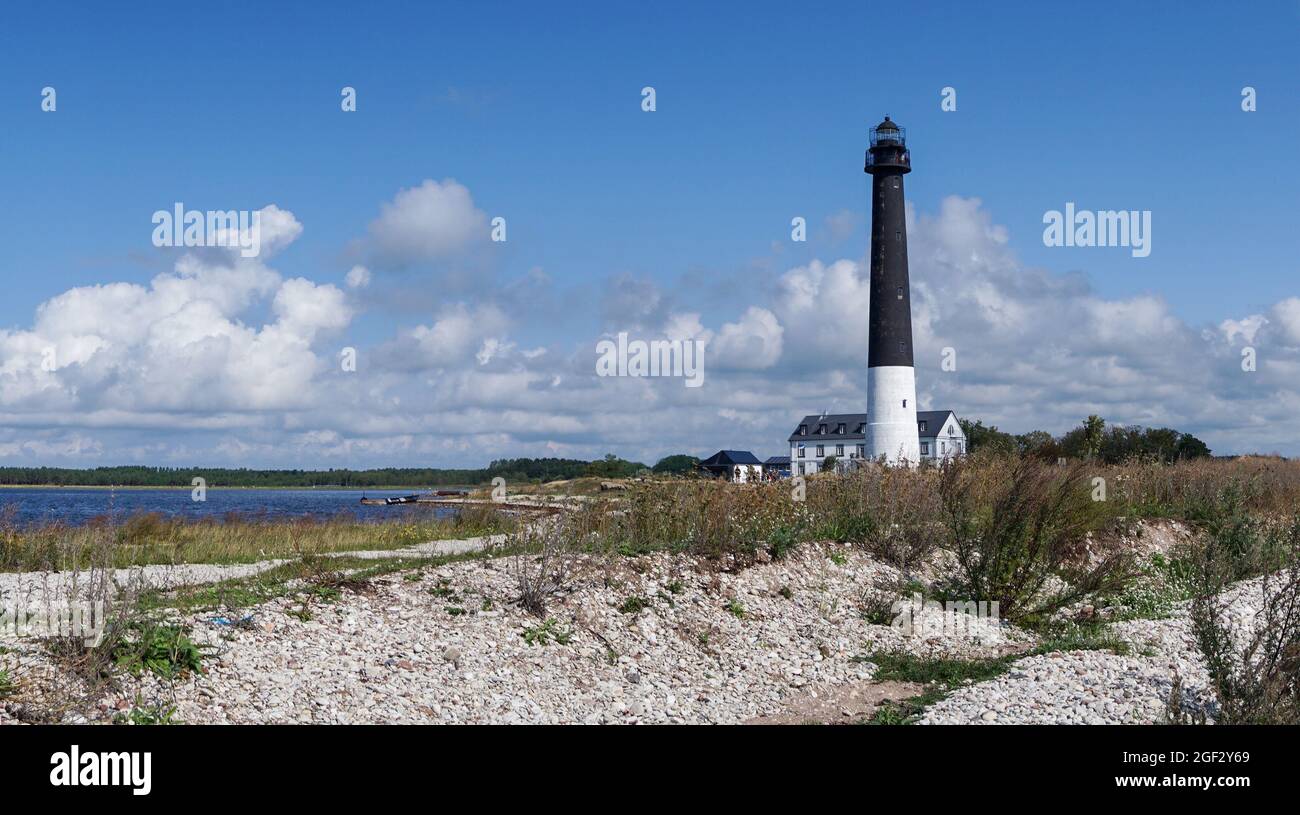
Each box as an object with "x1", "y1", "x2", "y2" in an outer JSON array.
[
  {"x1": 836, "y1": 423, "x2": 846, "y2": 434},
  {"x1": 799, "y1": 424, "x2": 807, "y2": 436},
  {"x1": 817, "y1": 424, "x2": 827, "y2": 434},
  {"x1": 855, "y1": 422, "x2": 865, "y2": 433},
  {"x1": 919, "y1": 421, "x2": 927, "y2": 432}
]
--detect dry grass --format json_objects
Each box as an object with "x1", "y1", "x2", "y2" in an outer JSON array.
[
  {"x1": 2, "y1": 518, "x2": 146, "y2": 722},
  {"x1": 1106, "y1": 455, "x2": 1300, "y2": 518},
  {"x1": 0, "y1": 504, "x2": 515, "y2": 572},
  {"x1": 804, "y1": 465, "x2": 945, "y2": 573}
]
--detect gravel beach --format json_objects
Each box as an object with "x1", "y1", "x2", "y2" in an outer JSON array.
[
  {"x1": 0, "y1": 528, "x2": 1273, "y2": 725},
  {"x1": 3, "y1": 541, "x2": 1029, "y2": 724}
]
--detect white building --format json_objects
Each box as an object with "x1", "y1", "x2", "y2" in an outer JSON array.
[{"x1": 787, "y1": 410, "x2": 966, "y2": 474}]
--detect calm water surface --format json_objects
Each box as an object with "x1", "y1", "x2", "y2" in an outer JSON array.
[{"x1": 0, "y1": 488, "x2": 460, "y2": 527}]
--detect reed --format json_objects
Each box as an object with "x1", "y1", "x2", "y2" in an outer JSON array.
[{"x1": 0, "y1": 505, "x2": 515, "y2": 572}]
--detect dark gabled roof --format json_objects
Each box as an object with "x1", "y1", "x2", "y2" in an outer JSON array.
[
  {"x1": 917, "y1": 410, "x2": 960, "y2": 437},
  {"x1": 698, "y1": 450, "x2": 762, "y2": 467},
  {"x1": 764, "y1": 456, "x2": 791, "y2": 465},
  {"x1": 788, "y1": 413, "x2": 868, "y2": 442},
  {"x1": 789, "y1": 410, "x2": 963, "y2": 442}
]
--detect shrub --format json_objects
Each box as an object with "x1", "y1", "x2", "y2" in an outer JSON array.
[
  {"x1": 1183, "y1": 484, "x2": 1287, "y2": 580},
  {"x1": 508, "y1": 513, "x2": 592, "y2": 616},
  {"x1": 1189, "y1": 515, "x2": 1300, "y2": 724},
  {"x1": 937, "y1": 456, "x2": 1135, "y2": 625}
]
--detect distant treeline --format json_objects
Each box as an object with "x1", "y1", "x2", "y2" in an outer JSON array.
[
  {"x1": 960, "y1": 415, "x2": 1212, "y2": 464},
  {"x1": 0, "y1": 455, "x2": 650, "y2": 488}
]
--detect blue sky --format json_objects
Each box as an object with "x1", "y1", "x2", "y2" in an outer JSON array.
[{"x1": 1, "y1": 1, "x2": 1299, "y2": 467}]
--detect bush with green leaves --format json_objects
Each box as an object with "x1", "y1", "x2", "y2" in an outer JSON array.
[
  {"x1": 936, "y1": 456, "x2": 1135, "y2": 626},
  {"x1": 521, "y1": 617, "x2": 572, "y2": 646},
  {"x1": 1189, "y1": 515, "x2": 1300, "y2": 724},
  {"x1": 112, "y1": 623, "x2": 205, "y2": 679}
]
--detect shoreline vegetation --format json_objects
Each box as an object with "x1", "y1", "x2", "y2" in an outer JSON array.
[
  {"x1": 1, "y1": 504, "x2": 516, "y2": 571},
  {"x1": 7, "y1": 454, "x2": 1296, "y2": 572},
  {"x1": 4, "y1": 451, "x2": 1300, "y2": 724}
]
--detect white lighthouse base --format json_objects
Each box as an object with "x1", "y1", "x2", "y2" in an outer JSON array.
[{"x1": 866, "y1": 365, "x2": 920, "y2": 465}]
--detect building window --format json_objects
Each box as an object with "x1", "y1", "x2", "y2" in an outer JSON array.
[
  {"x1": 921, "y1": 442, "x2": 930, "y2": 455},
  {"x1": 835, "y1": 444, "x2": 844, "y2": 456},
  {"x1": 798, "y1": 463, "x2": 805, "y2": 475},
  {"x1": 798, "y1": 424, "x2": 807, "y2": 436},
  {"x1": 896, "y1": 285, "x2": 903, "y2": 299},
  {"x1": 816, "y1": 445, "x2": 824, "y2": 457},
  {"x1": 919, "y1": 421, "x2": 927, "y2": 432},
  {"x1": 797, "y1": 446, "x2": 805, "y2": 458},
  {"x1": 891, "y1": 178, "x2": 900, "y2": 189},
  {"x1": 856, "y1": 444, "x2": 865, "y2": 458},
  {"x1": 941, "y1": 441, "x2": 947, "y2": 454},
  {"x1": 836, "y1": 422, "x2": 845, "y2": 434},
  {"x1": 902, "y1": 399, "x2": 907, "y2": 408},
  {"x1": 855, "y1": 422, "x2": 865, "y2": 433},
  {"x1": 895, "y1": 231, "x2": 901, "y2": 243},
  {"x1": 817, "y1": 424, "x2": 827, "y2": 434}
]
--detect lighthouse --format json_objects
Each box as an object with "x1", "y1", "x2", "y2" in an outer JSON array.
[{"x1": 864, "y1": 115, "x2": 920, "y2": 464}]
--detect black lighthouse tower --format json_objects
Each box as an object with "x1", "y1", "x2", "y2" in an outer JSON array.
[{"x1": 862, "y1": 115, "x2": 919, "y2": 463}]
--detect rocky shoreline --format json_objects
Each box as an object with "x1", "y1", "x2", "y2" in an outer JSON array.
[{"x1": 1, "y1": 532, "x2": 1264, "y2": 725}]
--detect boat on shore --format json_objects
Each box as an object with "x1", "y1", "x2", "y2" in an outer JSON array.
[
  {"x1": 359, "y1": 494, "x2": 421, "y2": 505},
  {"x1": 358, "y1": 489, "x2": 471, "y2": 506}
]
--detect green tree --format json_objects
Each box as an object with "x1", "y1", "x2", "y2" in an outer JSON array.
[
  {"x1": 1082, "y1": 415, "x2": 1106, "y2": 460},
  {"x1": 584, "y1": 454, "x2": 647, "y2": 479},
  {"x1": 958, "y1": 419, "x2": 1017, "y2": 455},
  {"x1": 1016, "y1": 430, "x2": 1058, "y2": 459},
  {"x1": 1175, "y1": 433, "x2": 1212, "y2": 460},
  {"x1": 652, "y1": 454, "x2": 699, "y2": 474}
]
